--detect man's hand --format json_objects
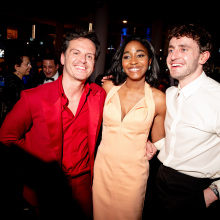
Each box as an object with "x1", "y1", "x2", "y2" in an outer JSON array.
[
  {"x1": 101, "y1": 75, "x2": 113, "y2": 85},
  {"x1": 204, "y1": 187, "x2": 218, "y2": 207},
  {"x1": 146, "y1": 140, "x2": 157, "y2": 160}
]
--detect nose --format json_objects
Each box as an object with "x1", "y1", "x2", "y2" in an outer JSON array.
[
  {"x1": 78, "y1": 54, "x2": 87, "y2": 63},
  {"x1": 170, "y1": 49, "x2": 180, "y2": 60},
  {"x1": 130, "y1": 55, "x2": 138, "y2": 65}
]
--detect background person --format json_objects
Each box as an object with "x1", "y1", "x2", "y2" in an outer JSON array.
[
  {"x1": 38, "y1": 53, "x2": 60, "y2": 84},
  {"x1": 0, "y1": 53, "x2": 32, "y2": 124}
]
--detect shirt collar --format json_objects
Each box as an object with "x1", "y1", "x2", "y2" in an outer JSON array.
[
  {"x1": 176, "y1": 72, "x2": 207, "y2": 99},
  {"x1": 59, "y1": 76, "x2": 91, "y2": 105},
  {"x1": 53, "y1": 71, "x2": 59, "y2": 80}
]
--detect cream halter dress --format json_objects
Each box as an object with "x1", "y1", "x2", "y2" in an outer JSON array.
[{"x1": 93, "y1": 82, "x2": 155, "y2": 220}]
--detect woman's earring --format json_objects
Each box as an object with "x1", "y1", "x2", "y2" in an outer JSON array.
[
  {"x1": 148, "y1": 66, "x2": 151, "y2": 70},
  {"x1": 122, "y1": 68, "x2": 124, "y2": 72}
]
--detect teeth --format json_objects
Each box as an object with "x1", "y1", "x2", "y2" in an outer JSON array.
[
  {"x1": 76, "y1": 66, "x2": 86, "y2": 70},
  {"x1": 172, "y1": 64, "x2": 181, "y2": 67},
  {"x1": 130, "y1": 68, "x2": 140, "y2": 71}
]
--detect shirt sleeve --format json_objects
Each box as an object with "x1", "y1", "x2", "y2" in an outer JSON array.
[
  {"x1": 154, "y1": 137, "x2": 165, "y2": 151},
  {"x1": 212, "y1": 180, "x2": 220, "y2": 196},
  {"x1": 216, "y1": 108, "x2": 220, "y2": 137}
]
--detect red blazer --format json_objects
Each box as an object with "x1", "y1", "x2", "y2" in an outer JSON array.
[{"x1": 0, "y1": 76, "x2": 106, "y2": 206}]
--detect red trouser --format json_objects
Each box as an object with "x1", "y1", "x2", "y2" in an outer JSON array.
[
  {"x1": 23, "y1": 170, "x2": 92, "y2": 219},
  {"x1": 67, "y1": 172, "x2": 93, "y2": 220}
]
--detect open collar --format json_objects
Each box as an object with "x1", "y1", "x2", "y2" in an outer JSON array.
[{"x1": 176, "y1": 72, "x2": 207, "y2": 99}]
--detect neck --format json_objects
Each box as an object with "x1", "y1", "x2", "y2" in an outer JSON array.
[
  {"x1": 124, "y1": 79, "x2": 145, "y2": 93},
  {"x1": 179, "y1": 70, "x2": 203, "y2": 89},
  {"x1": 62, "y1": 75, "x2": 86, "y2": 101},
  {"x1": 13, "y1": 71, "x2": 23, "y2": 80}
]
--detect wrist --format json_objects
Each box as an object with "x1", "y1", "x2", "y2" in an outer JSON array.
[{"x1": 209, "y1": 183, "x2": 220, "y2": 200}]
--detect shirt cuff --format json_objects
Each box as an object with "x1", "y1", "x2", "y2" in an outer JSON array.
[
  {"x1": 153, "y1": 138, "x2": 165, "y2": 151},
  {"x1": 212, "y1": 180, "x2": 220, "y2": 193}
]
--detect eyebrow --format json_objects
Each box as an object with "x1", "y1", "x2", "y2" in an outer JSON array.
[
  {"x1": 168, "y1": 44, "x2": 190, "y2": 48},
  {"x1": 123, "y1": 49, "x2": 147, "y2": 54},
  {"x1": 70, "y1": 48, "x2": 95, "y2": 56}
]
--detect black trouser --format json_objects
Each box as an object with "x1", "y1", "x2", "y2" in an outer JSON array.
[{"x1": 155, "y1": 165, "x2": 220, "y2": 218}]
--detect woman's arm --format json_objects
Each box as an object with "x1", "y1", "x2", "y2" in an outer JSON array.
[
  {"x1": 150, "y1": 88, "x2": 166, "y2": 143},
  {"x1": 145, "y1": 88, "x2": 166, "y2": 160}
]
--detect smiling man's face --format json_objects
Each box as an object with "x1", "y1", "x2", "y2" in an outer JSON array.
[
  {"x1": 61, "y1": 38, "x2": 96, "y2": 83},
  {"x1": 167, "y1": 36, "x2": 203, "y2": 82}
]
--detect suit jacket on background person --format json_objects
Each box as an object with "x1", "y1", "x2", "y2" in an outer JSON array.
[
  {"x1": 0, "y1": 72, "x2": 27, "y2": 125},
  {"x1": 0, "y1": 75, "x2": 106, "y2": 207},
  {"x1": 37, "y1": 70, "x2": 61, "y2": 85}
]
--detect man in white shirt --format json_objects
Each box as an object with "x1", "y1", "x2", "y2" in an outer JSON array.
[
  {"x1": 147, "y1": 24, "x2": 220, "y2": 217},
  {"x1": 41, "y1": 53, "x2": 60, "y2": 84}
]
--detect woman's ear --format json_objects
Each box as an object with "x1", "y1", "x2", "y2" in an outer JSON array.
[{"x1": 14, "y1": 64, "x2": 19, "y2": 71}]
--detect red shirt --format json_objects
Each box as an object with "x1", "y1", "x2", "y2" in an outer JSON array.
[{"x1": 60, "y1": 79, "x2": 91, "y2": 177}]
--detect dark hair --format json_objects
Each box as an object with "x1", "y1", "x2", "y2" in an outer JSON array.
[
  {"x1": 42, "y1": 53, "x2": 59, "y2": 65},
  {"x1": 106, "y1": 35, "x2": 160, "y2": 87},
  {"x1": 8, "y1": 52, "x2": 30, "y2": 72},
  {"x1": 168, "y1": 23, "x2": 213, "y2": 72},
  {"x1": 62, "y1": 30, "x2": 100, "y2": 60}
]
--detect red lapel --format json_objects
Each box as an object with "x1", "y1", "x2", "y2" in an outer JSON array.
[
  {"x1": 42, "y1": 96, "x2": 63, "y2": 165},
  {"x1": 87, "y1": 91, "x2": 101, "y2": 159}
]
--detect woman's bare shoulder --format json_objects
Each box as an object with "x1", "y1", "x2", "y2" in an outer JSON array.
[
  {"x1": 151, "y1": 87, "x2": 166, "y2": 112},
  {"x1": 151, "y1": 87, "x2": 165, "y2": 100}
]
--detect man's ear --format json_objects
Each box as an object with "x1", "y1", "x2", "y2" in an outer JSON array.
[
  {"x1": 93, "y1": 63, "x2": 95, "y2": 72},
  {"x1": 60, "y1": 53, "x2": 65, "y2": 65},
  {"x1": 56, "y1": 64, "x2": 59, "y2": 71},
  {"x1": 199, "y1": 51, "x2": 210, "y2": 65}
]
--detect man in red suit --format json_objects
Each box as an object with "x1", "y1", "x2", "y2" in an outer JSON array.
[{"x1": 0, "y1": 30, "x2": 106, "y2": 219}]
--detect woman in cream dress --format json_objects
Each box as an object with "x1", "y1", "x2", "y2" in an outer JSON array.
[{"x1": 93, "y1": 36, "x2": 166, "y2": 220}]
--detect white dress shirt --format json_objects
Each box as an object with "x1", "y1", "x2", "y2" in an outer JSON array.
[
  {"x1": 158, "y1": 72, "x2": 220, "y2": 189},
  {"x1": 43, "y1": 71, "x2": 59, "y2": 84}
]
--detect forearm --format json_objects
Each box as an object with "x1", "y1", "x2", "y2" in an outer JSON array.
[{"x1": 0, "y1": 127, "x2": 25, "y2": 148}]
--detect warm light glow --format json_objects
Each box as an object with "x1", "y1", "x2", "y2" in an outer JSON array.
[
  {"x1": 123, "y1": 20, "x2": 127, "y2": 24},
  {"x1": 7, "y1": 28, "x2": 18, "y2": 39},
  {"x1": 32, "y1": 25, "x2": 36, "y2": 39},
  {"x1": 89, "y1": 23, "x2": 93, "y2": 31}
]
